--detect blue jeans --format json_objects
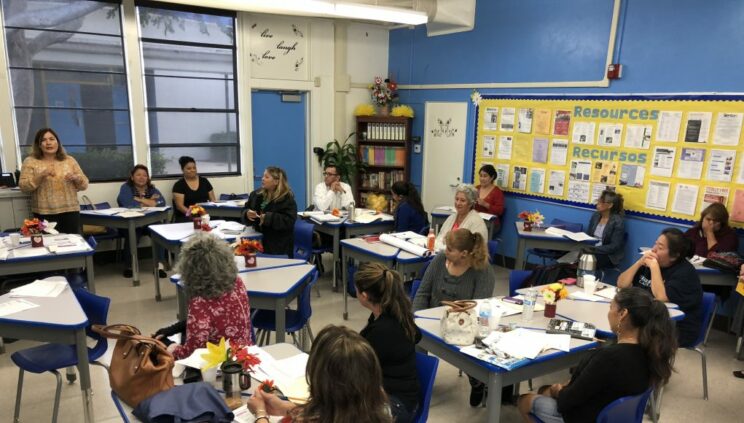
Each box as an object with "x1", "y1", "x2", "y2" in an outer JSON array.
[
  {"x1": 389, "y1": 395, "x2": 417, "y2": 423},
  {"x1": 531, "y1": 395, "x2": 565, "y2": 423}
]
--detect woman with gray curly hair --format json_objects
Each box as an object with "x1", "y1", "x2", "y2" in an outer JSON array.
[
  {"x1": 160, "y1": 232, "x2": 252, "y2": 359},
  {"x1": 434, "y1": 184, "x2": 488, "y2": 250}
]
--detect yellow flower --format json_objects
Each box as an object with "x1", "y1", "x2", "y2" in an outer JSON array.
[
  {"x1": 354, "y1": 104, "x2": 376, "y2": 116},
  {"x1": 200, "y1": 337, "x2": 227, "y2": 370},
  {"x1": 391, "y1": 104, "x2": 414, "y2": 118}
]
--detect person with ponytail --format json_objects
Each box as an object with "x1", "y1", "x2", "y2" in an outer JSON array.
[
  {"x1": 391, "y1": 181, "x2": 429, "y2": 234},
  {"x1": 618, "y1": 228, "x2": 703, "y2": 346},
  {"x1": 518, "y1": 287, "x2": 677, "y2": 423},
  {"x1": 355, "y1": 263, "x2": 422, "y2": 423},
  {"x1": 412, "y1": 228, "x2": 495, "y2": 406}
]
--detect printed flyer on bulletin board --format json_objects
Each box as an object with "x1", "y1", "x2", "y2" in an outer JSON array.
[{"x1": 472, "y1": 94, "x2": 744, "y2": 227}]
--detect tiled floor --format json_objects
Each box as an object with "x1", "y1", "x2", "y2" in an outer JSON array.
[{"x1": 0, "y1": 257, "x2": 741, "y2": 422}]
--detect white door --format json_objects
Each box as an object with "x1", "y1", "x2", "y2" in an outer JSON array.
[{"x1": 421, "y1": 102, "x2": 469, "y2": 212}]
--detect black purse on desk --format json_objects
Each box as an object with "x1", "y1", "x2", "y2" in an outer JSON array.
[{"x1": 702, "y1": 252, "x2": 743, "y2": 275}]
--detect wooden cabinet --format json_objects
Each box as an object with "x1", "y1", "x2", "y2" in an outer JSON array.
[
  {"x1": 0, "y1": 189, "x2": 31, "y2": 231},
  {"x1": 355, "y1": 116, "x2": 412, "y2": 213}
]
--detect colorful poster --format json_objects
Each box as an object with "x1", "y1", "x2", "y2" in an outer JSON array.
[
  {"x1": 571, "y1": 121, "x2": 596, "y2": 145},
  {"x1": 619, "y1": 164, "x2": 645, "y2": 188},
  {"x1": 553, "y1": 110, "x2": 571, "y2": 136},
  {"x1": 591, "y1": 161, "x2": 618, "y2": 185},
  {"x1": 701, "y1": 186, "x2": 729, "y2": 210},
  {"x1": 597, "y1": 123, "x2": 623, "y2": 147},
  {"x1": 512, "y1": 166, "x2": 527, "y2": 191},
  {"x1": 534, "y1": 109, "x2": 551, "y2": 135}
]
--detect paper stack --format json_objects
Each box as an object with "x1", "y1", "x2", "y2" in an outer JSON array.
[{"x1": 10, "y1": 279, "x2": 68, "y2": 297}]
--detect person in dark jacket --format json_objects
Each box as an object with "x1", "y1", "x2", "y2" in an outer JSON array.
[
  {"x1": 242, "y1": 166, "x2": 297, "y2": 257},
  {"x1": 586, "y1": 190, "x2": 626, "y2": 270},
  {"x1": 391, "y1": 181, "x2": 428, "y2": 234}
]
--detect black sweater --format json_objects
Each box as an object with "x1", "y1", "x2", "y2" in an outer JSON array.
[
  {"x1": 241, "y1": 190, "x2": 297, "y2": 257},
  {"x1": 557, "y1": 343, "x2": 649, "y2": 423},
  {"x1": 360, "y1": 313, "x2": 422, "y2": 411}
]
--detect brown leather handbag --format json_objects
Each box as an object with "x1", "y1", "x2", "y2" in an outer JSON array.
[{"x1": 92, "y1": 324, "x2": 175, "y2": 407}]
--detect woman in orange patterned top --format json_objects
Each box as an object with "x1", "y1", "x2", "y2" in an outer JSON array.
[{"x1": 18, "y1": 128, "x2": 88, "y2": 234}]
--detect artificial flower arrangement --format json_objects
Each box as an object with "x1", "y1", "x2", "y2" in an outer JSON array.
[
  {"x1": 20, "y1": 218, "x2": 48, "y2": 236},
  {"x1": 518, "y1": 210, "x2": 544, "y2": 231},
  {"x1": 234, "y1": 239, "x2": 264, "y2": 256},
  {"x1": 391, "y1": 104, "x2": 414, "y2": 118},
  {"x1": 200, "y1": 337, "x2": 261, "y2": 372},
  {"x1": 366, "y1": 193, "x2": 388, "y2": 213},
  {"x1": 187, "y1": 205, "x2": 207, "y2": 217},
  {"x1": 354, "y1": 103, "x2": 376, "y2": 117},
  {"x1": 541, "y1": 282, "x2": 569, "y2": 317},
  {"x1": 368, "y1": 76, "x2": 398, "y2": 107}
]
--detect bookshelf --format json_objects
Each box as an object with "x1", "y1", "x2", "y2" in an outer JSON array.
[{"x1": 355, "y1": 116, "x2": 412, "y2": 213}]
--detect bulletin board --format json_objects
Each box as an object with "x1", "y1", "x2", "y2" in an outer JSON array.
[{"x1": 472, "y1": 94, "x2": 744, "y2": 228}]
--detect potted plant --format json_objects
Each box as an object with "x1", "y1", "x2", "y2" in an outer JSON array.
[{"x1": 321, "y1": 132, "x2": 366, "y2": 185}]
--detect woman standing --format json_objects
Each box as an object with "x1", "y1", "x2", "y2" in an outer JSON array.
[
  {"x1": 618, "y1": 228, "x2": 703, "y2": 346},
  {"x1": 474, "y1": 164, "x2": 504, "y2": 217},
  {"x1": 117, "y1": 164, "x2": 166, "y2": 278},
  {"x1": 391, "y1": 181, "x2": 428, "y2": 234},
  {"x1": 586, "y1": 190, "x2": 626, "y2": 270},
  {"x1": 242, "y1": 166, "x2": 297, "y2": 257},
  {"x1": 18, "y1": 128, "x2": 88, "y2": 234},
  {"x1": 684, "y1": 202, "x2": 739, "y2": 257},
  {"x1": 356, "y1": 263, "x2": 421, "y2": 423},
  {"x1": 435, "y1": 184, "x2": 488, "y2": 250},
  {"x1": 413, "y1": 228, "x2": 495, "y2": 406},
  {"x1": 518, "y1": 287, "x2": 677, "y2": 423},
  {"x1": 172, "y1": 156, "x2": 215, "y2": 223}
]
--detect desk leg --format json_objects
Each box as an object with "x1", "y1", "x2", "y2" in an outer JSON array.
[
  {"x1": 275, "y1": 298, "x2": 286, "y2": 343},
  {"x1": 342, "y1": 253, "x2": 349, "y2": 320},
  {"x1": 128, "y1": 221, "x2": 139, "y2": 287},
  {"x1": 515, "y1": 238, "x2": 527, "y2": 270},
  {"x1": 152, "y1": 242, "x2": 162, "y2": 301},
  {"x1": 75, "y1": 328, "x2": 95, "y2": 423},
  {"x1": 486, "y1": 372, "x2": 503, "y2": 422},
  {"x1": 85, "y1": 256, "x2": 95, "y2": 293},
  {"x1": 332, "y1": 228, "x2": 340, "y2": 291}
]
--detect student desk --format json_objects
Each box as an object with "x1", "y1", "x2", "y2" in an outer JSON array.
[
  {"x1": 171, "y1": 262, "x2": 314, "y2": 345},
  {"x1": 0, "y1": 282, "x2": 95, "y2": 423},
  {"x1": 199, "y1": 200, "x2": 245, "y2": 220},
  {"x1": 79, "y1": 207, "x2": 171, "y2": 287},
  {"x1": 552, "y1": 299, "x2": 685, "y2": 337},
  {"x1": 637, "y1": 247, "x2": 738, "y2": 287},
  {"x1": 148, "y1": 221, "x2": 261, "y2": 301},
  {"x1": 298, "y1": 213, "x2": 345, "y2": 289},
  {"x1": 430, "y1": 206, "x2": 499, "y2": 239},
  {"x1": 414, "y1": 306, "x2": 598, "y2": 423},
  {"x1": 514, "y1": 222, "x2": 597, "y2": 270}
]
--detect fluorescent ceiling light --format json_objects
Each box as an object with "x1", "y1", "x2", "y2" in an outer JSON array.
[{"x1": 157, "y1": 0, "x2": 428, "y2": 25}]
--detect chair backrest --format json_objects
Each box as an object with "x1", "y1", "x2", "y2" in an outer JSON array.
[
  {"x1": 74, "y1": 287, "x2": 111, "y2": 357},
  {"x1": 413, "y1": 352, "x2": 439, "y2": 423},
  {"x1": 299, "y1": 269, "x2": 319, "y2": 322},
  {"x1": 293, "y1": 219, "x2": 315, "y2": 262},
  {"x1": 508, "y1": 270, "x2": 532, "y2": 297},
  {"x1": 487, "y1": 239, "x2": 500, "y2": 264},
  {"x1": 86, "y1": 236, "x2": 98, "y2": 250},
  {"x1": 256, "y1": 252, "x2": 289, "y2": 258},
  {"x1": 551, "y1": 218, "x2": 583, "y2": 233},
  {"x1": 409, "y1": 279, "x2": 422, "y2": 300},
  {"x1": 596, "y1": 387, "x2": 653, "y2": 423},
  {"x1": 685, "y1": 292, "x2": 717, "y2": 348},
  {"x1": 418, "y1": 257, "x2": 433, "y2": 279},
  {"x1": 220, "y1": 193, "x2": 249, "y2": 200}
]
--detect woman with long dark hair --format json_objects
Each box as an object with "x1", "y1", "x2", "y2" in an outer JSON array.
[
  {"x1": 684, "y1": 202, "x2": 739, "y2": 257},
  {"x1": 391, "y1": 181, "x2": 428, "y2": 233},
  {"x1": 172, "y1": 156, "x2": 215, "y2": 222},
  {"x1": 618, "y1": 228, "x2": 703, "y2": 346},
  {"x1": 242, "y1": 166, "x2": 297, "y2": 257},
  {"x1": 586, "y1": 190, "x2": 626, "y2": 270},
  {"x1": 474, "y1": 164, "x2": 504, "y2": 217},
  {"x1": 518, "y1": 287, "x2": 677, "y2": 422},
  {"x1": 355, "y1": 263, "x2": 421, "y2": 423}
]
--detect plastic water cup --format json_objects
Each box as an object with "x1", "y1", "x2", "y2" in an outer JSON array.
[
  {"x1": 201, "y1": 367, "x2": 217, "y2": 388},
  {"x1": 9, "y1": 233, "x2": 20, "y2": 247},
  {"x1": 490, "y1": 307, "x2": 502, "y2": 331},
  {"x1": 584, "y1": 275, "x2": 597, "y2": 296}
]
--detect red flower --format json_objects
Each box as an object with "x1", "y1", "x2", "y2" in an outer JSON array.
[
  {"x1": 235, "y1": 348, "x2": 261, "y2": 372},
  {"x1": 259, "y1": 379, "x2": 276, "y2": 393}
]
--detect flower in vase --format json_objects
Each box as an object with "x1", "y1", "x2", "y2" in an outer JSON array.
[
  {"x1": 187, "y1": 205, "x2": 207, "y2": 217},
  {"x1": 201, "y1": 337, "x2": 228, "y2": 370},
  {"x1": 234, "y1": 238, "x2": 264, "y2": 256},
  {"x1": 20, "y1": 218, "x2": 48, "y2": 236}
]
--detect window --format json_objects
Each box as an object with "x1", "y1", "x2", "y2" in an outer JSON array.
[
  {"x1": 137, "y1": 2, "x2": 239, "y2": 177},
  {"x1": 1, "y1": 0, "x2": 133, "y2": 181}
]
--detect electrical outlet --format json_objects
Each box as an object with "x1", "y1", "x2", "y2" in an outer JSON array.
[{"x1": 414, "y1": 144, "x2": 421, "y2": 153}]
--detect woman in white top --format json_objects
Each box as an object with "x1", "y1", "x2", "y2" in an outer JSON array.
[{"x1": 435, "y1": 184, "x2": 488, "y2": 251}]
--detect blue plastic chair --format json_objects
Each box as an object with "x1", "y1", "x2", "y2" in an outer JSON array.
[
  {"x1": 530, "y1": 387, "x2": 653, "y2": 423},
  {"x1": 487, "y1": 239, "x2": 500, "y2": 264},
  {"x1": 294, "y1": 219, "x2": 329, "y2": 297},
  {"x1": 110, "y1": 391, "x2": 131, "y2": 423},
  {"x1": 681, "y1": 292, "x2": 718, "y2": 399},
  {"x1": 80, "y1": 201, "x2": 124, "y2": 251},
  {"x1": 526, "y1": 218, "x2": 584, "y2": 265},
  {"x1": 12, "y1": 287, "x2": 111, "y2": 423},
  {"x1": 409, "y1": 279, "x2": 422, "y2": 300},
  {"x1": 253, "y1": 269, "x2": 319, "y2": 349},
  {"x1": 509, "y1": 270, "x2": 532, "y2": 296},
  {"x1": 413, "y1": 352, "x2": 439, "y2": 423},
  {"x1": 219, "y1": 193, "x2": 249, "y2": 200}
]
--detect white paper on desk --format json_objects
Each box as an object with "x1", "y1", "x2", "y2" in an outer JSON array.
[
  {"x1": 543, "y1": 333, "x2": 571, "y2": 352},
  {"x1": 90, "y1": 208, "x2": 127, "y2": 216},
  {"x1": 379, "y1": 233, "x2": 432, "y2": 257},
  {"x1": 216, "y1": 221, "x2": 245, "y2": 233},
  {"x1": 493, "y1": 328, "x2": 546, "y2": 359},
  {"x1": 594, "y1": 286, "x2": 617, "y2": 300},
  {"x1": 0, "y1": 298, "x2": 39, "y2": 316},
  {"x1": 11, "y1": 279, "x2": 67, "y2": 297},
  {"x1": 310, "y1": 214, "x2": 343, "y2": 223},
  {"x1": 492, "y1": 299, "x2": 523, "y2": 316},
  {"x1": 298, "y1": 211, "x2": 324, "y2": 217},
  {"x1": 689, "y1": 255, "x2": 706, "y2": 265},
  {"x1": 390, "y1": 231, "x2": 425, "y2": 240},
  {"x1": 569, "y1": 291, "x2": 604, "y2": 302},
  {"x1": 53, "y1": 245, "x2": 91, "y2": 254},
  {"x1": 544, "y1": 227, "x2": 596, "y2": 242},
  {"x1": 11, "y1": 247, "x2": 50, "y2": 258},
  {"x1": 513, "y1": 295, "x2": 546, "y2": 312},
  {"x1": 478, "y1": 212, "x2": 497, "y2": 221},
  {"x1": 142, "y1": 206, "x2": 169, "y2": 212},
  {"x1": 175, "y1": 347, "x2": 209, "y2": 369},
  {"x1": 117, "y1": 210, "x2": 145, "y2": 218},
  {"x1": 252, "y1": 348, "x2": 310, "y2": 402}
]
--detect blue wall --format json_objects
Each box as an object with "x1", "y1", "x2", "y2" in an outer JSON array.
[{"x1": 389, "y1": 0, "x2": 744, "y2": 267}]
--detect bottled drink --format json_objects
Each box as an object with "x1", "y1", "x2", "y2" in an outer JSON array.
[
  {"x1": 478, "y1": 300, "x2": 492, "y2": 339},
  {"x1": 427, "y1": 227, "x2": 435, "y2": 250},
  {"x1": 522, "y1": 288, "x2": 537, "y2": 322}
]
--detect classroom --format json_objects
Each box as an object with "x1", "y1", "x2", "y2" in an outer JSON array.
[{"x1": 0, "y1": 1, "x2": 742, "y2": 422}]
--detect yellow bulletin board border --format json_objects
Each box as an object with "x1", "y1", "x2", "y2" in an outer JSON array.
[{"x1": 472, "y1": 94, "x2": 744, "y2": 228}]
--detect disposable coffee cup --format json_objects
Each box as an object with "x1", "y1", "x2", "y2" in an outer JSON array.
[
  {"x1": 583, "y1": 275, "x2": 597, "y2": 296},
  {"x1": 9, "y1": 233, "x2": 20, "y2": 247}
]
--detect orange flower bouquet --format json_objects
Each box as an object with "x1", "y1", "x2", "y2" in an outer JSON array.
[
  {"x1": 187, "y1": 205, "x2": 209, "y2": 229},
  {"x1": 518, "y1": 210, "x2": 544, "y2": 232},
  {"x1": 234, "y1": 239, "x2": 264, "y2": 268},
  {"x1": 187, "y1": 205, "x2": 207, "y2": 217}
]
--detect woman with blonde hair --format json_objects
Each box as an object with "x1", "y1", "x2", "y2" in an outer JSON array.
[
  {"x1": 413, "y1": 228, "x2": 495, "y2": 407},
  {"x1": 435, "y1": 184, "x2": 488, "y2": 250},
  {"x1": 242, "y1": 166, "x2": 297, "y2": 257},
  {"x1": 356, "y1": 263, "x2": 421, "y2": 423},
  {"x1": 247, "y1": 325, "x2": 392, "y2": 423}
]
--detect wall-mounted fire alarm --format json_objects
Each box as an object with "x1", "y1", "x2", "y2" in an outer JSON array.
[{"x1": 607, "y1": 64, "x2": 622, "y2": 80}]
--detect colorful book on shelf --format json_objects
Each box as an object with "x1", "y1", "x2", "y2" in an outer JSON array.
[
  {"x1": 395, "y1": 148, "x2": 405, "y2": 166},
  {"x1": 375, "y1": 147, "x2": 384, "y2": 165}
]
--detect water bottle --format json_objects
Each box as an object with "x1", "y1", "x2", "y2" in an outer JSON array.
[
  {"x1": 577, "y1": 251, "x2": 597, "y2": 288},
  {"x1": 522, "y1": 288, "x2": 537, "y2": 322},
  {"x1": 427, "y1": 227, "x2": 435, "y2": 250},
  {"x1": 478, "y1": 300, "x2": 492, "y2": 339},
  {"x1": 348, "y1": 202, "x2": 355, "y2": 223}
]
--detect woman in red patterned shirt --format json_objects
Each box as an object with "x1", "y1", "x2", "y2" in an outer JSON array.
[{"x1": 163, "y1": 232, "x2": 252, "y2": 359}]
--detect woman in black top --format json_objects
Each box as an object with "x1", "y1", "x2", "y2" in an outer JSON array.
[
  {"x1": 172, "y1": 156, "x2": 215, "y2": 222},
  {"x1": 242, "y1": 166, "x2": 297, "y2": 257},
  {"x1": 518, "y1": 287, "x2": 677, "y2": 423},
  {"x1": 355, "y1": 263, "x2": 421, "y2": 423},
  {"x1": 617, "y1": 228, "x2": 703, "y2": 346}
]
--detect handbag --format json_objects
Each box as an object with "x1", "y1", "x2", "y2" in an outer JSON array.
[
  {"x1": 92, "y1": 324, "x2": 175, "y2": 408},
  {"x1": 80, "y1": 195, "x2": 108, "y2": 235},
  {"x1": 702, "y1": 252, "x2": 743, "y2": 275},
  {"x1": 439, "y1": 300, "x2": 478, "y2": 346}
]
